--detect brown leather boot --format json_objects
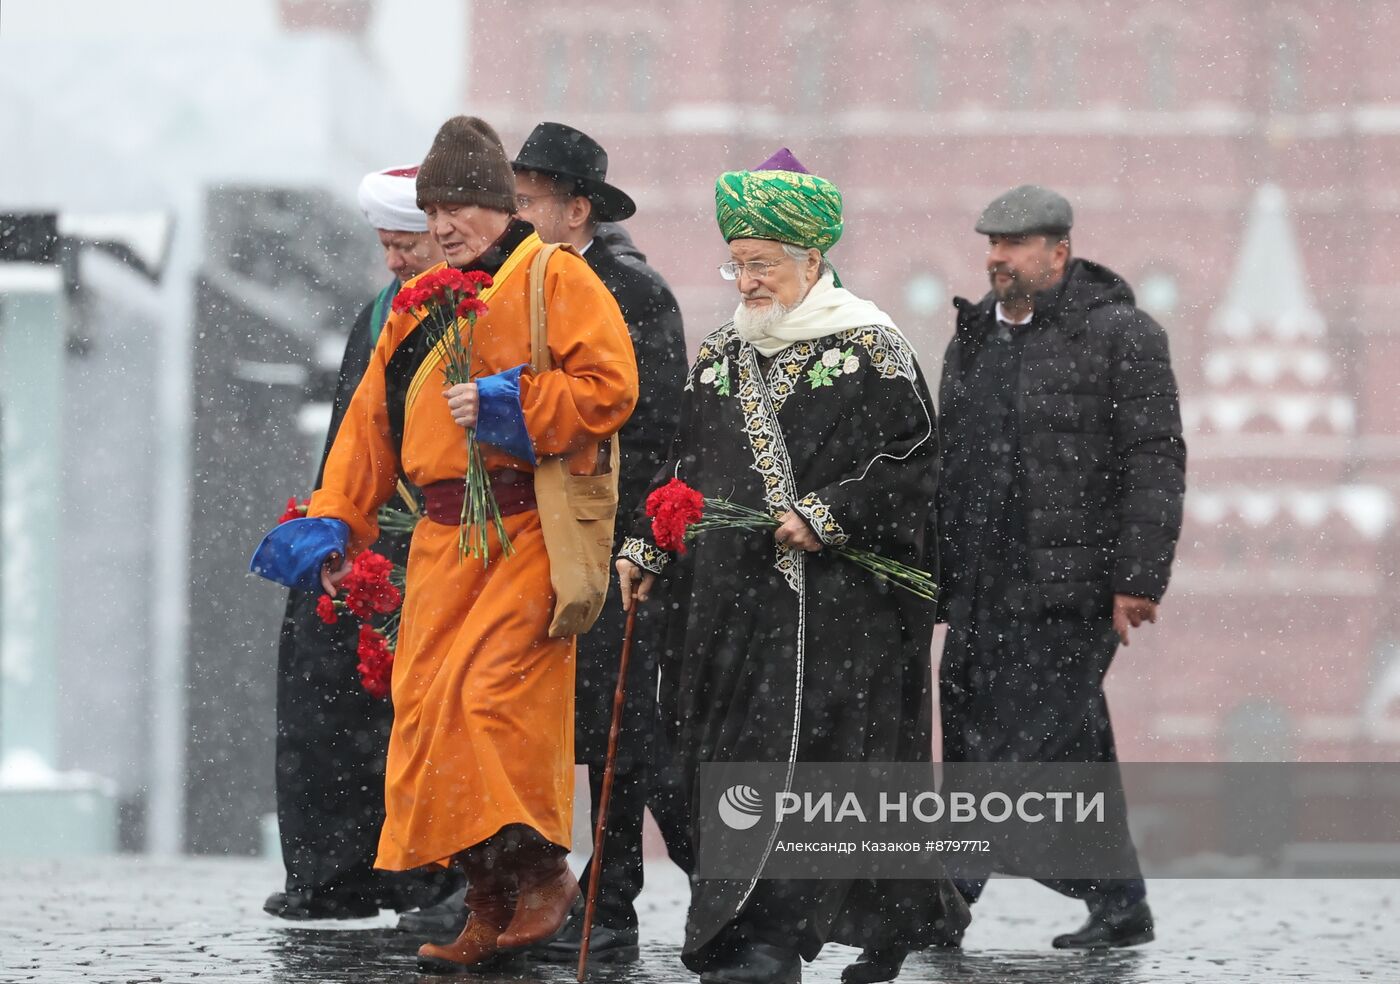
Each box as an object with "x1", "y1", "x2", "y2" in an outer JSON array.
[
  {"x1": 416, "y1": 881, "x2": 517, "y2": 973},
  {"x1": 495, "y1": 848, "x2": 579, "y2": 950}
]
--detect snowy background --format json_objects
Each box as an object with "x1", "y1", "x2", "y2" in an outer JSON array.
[{"x1": 2, "y1": 0, "x2": 1398, "y2": 865}]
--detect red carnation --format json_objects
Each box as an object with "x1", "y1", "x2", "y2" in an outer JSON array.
[
  {"x1": 464, "y1": 270, "x2": 493, "y2": 290},
  {"x1": 278, "y1": 497, "x2": 307, "y2": 524},
  {"x1": 418, "y1": 284, "x2": 445, "y2": 307},
  {"x1": 356, "y1": 624, "x2": 394, "y2": 699},
  {"x1": 645, "y1": 478, "x2": 705, "y2": 553},
  {"x1": 315, "y1": 594, "x2": 339, "y2": 624},
  {"x1": 436, "y1": 268, "x2": 470, "y2": 292},
  {"x1": 456, "y1": 296, "x2": 488, "y2": 319},
  {"x1": 340, "y1": 549, "x2": 402, "y2": 618},
  {"x1": 391, "y1": 284, "x2": 422, "y2": 313},
  {"x1": 393, "y1": 285, "x2": 434, "y2": 313},
  {"x1": 352, "y1": 549, "x2": 393, "y2": 581}
]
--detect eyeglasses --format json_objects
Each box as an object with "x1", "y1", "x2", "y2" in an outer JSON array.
[
  {"x1": 718, "y1": 258, "x2": 789, "y2": 281},
  {"x1": 515, "y1": 192, "x2": 575, "y2": 210}
]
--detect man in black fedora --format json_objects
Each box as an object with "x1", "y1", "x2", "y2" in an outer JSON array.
[{"x1": 513, "y1": 121, "x2": 691, "y2": 964}]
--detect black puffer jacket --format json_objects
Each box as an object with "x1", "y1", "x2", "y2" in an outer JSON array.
[{"x1": 937, "y1": 258, "x2": 1186, "y2": 620}]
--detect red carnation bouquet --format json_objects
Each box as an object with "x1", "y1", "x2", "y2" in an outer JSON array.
[
  {"x1": 646, "y1": 478, "x2": 705, "y2": 553},
  {"x1": 354, "y1": 625, "x2": 395, "y2": 700},
  {"x1": 279, "y1": 498, "x2": 405, "y2": 699},
  {"x1": 644, "y1": 478, "x2": 938, "y2": 601},
  {"x1": 314, "y1": 550, "x2": 405, "y2": 700},
  {"x1": 391, "y1": 268, "x2": 511, "y2": 565}
]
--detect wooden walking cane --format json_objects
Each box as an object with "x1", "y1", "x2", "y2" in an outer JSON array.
[{"x1": 577, "y1": 603, "x2": 639, "y2": 982}]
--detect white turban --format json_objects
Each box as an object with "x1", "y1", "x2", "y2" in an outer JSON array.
[{"x1": 357, "y1": 164, "x2": 427, "y2": 232}]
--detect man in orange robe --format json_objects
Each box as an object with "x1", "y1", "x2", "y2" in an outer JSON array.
[{"x1": 251, "y1": 115, "x2": 638, "y2": 972}]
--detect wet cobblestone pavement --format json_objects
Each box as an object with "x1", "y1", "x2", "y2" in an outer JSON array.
[{"x1": 4, "y1": 857, "x2": 1396, "y2": 982}]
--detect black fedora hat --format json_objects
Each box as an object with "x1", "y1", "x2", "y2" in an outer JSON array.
[{"x1": 511, "y1": 121, "x2": 637, "y2": 223}]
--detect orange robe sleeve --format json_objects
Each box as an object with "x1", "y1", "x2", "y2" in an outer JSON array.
[
  {"x1": 518, "y1": 249, "x2": 639, "y2": 456},
  {"x1": 306, "y1": 311, "x2": 410, "y2": 556}
]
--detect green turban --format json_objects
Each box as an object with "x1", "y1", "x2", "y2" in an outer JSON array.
[{"x1": 715, "y1": 168, "x2": 844, "y2": 253}]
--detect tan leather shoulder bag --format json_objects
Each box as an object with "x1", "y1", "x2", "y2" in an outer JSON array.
[{"x1": 528, "y1": 243, "x2": 620, "y2": 638}]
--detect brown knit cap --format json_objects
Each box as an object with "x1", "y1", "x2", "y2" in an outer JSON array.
[{"x1": 415, "y1": 115, "x2": 516, "y2": 212}]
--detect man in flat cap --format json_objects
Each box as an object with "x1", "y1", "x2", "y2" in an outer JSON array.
[
  {"x1": 512, "y1": 121, "x2": 691, "y2": 964},
  {"x1": 936, "y1": 185, "x2": 1186, "y2": 948},
  {"x1": 616, "y1": 149, "x2": 968, "y2": 984}
]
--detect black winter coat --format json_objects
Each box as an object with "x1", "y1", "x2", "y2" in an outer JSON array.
[
  {"x1": 573, "y1": 223, "x2": 687, "y2": 766},
  {"x1": 937, "y1": 258, "x2": 1186, "y2": 620},
  {"x1": 587, "y1": 223, "x2": 688, "y2": 522}
]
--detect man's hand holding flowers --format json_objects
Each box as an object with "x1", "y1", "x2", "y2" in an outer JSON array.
[
  {"x1": 444, "y1": 381, "x2": 479, "y2": 429},
  {"x1": 773, "y1": 511, "x2": 822, "y2": 552},
  {"x1": 321, "y1": 553, "x2": 352, "y2": 597}
]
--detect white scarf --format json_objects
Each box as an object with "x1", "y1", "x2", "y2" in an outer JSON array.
[{"x1": 733, "y1": 270, "x2": 900, "y2": 357}]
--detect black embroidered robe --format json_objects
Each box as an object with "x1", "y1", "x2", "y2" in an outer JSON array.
[{"x1": 621, "y1": 321, "x2": 969, "y2": 967}]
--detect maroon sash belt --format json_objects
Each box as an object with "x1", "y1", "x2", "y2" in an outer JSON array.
[{"x1": 421, "y1": 469, "x2": 536, "y2": 525}]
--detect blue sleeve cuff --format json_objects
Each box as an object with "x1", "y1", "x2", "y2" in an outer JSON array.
[
  {"x1": 476, "y1": 363, "x2": 537, "y2": 465},
  {"x1": 249, "y1": 517, "x2": 349, "y2": 591}
]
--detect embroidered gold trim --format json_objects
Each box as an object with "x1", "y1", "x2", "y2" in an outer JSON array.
[
  {"x1": 619, "y1": 536, "x2": 668, "y2": 574},
  {"x1": 793, "y1": 492, "x2": 849, "y2": 548},
  {"x1": 766, "y1": 324, "x2": 915, "y2": 413},
  {"x1": 735, "y1": 344, "x2": 802, "y2": 592}
]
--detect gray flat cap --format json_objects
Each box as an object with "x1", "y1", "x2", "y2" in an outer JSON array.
[{"x1": 975, "y1": 184, "x2": 1073, "y2": 236}]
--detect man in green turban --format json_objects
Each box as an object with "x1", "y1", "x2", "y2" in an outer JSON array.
[
  {"x1": 706, "y1": 148, "x2": 894, "y2": 359},
  {"x1": 714, "y1": 147, "x2": 844, "y2": 257},
  {"x1": 616, "y1": 150, "x2": 967, "y2": 984}
]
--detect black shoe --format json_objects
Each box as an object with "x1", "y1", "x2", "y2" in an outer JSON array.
[
  {"x1": 395, "y1": 885, "x2": 469, "y2": 938},
  {"x1": 375, "y1": 869, "x2": 464, "y2": 913},
  {"x1": 262, "y1": 889, "x2": 378, "y2": 921},
  {"x1": 842, "y1": 947, "x2": 906, "y2": 984},
  {"x1": 1052, "y1": 898, "x2": 1154, "y2": 950},
  {"x1": 700, "y1": 942, "x2": 802, "y2": 984},
  {"x1": 935, "y1": 912, "x2": 968, "y2": 950},
  {"x1": 533, "y1": 914, "x2": 640, "y2": 964}
]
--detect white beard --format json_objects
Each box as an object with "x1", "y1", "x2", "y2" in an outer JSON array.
[
  {"x1": 724, "y1": 270, "x2": 902, "y2": 358},
  {"x1": 733, "y1": 297, "x2": 794, "y2": 342}
]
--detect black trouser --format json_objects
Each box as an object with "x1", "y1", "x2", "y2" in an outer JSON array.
[
  {"x1": 940, "y1": 588, "x2": 1145, "y2": 909},
  {"x1": 576, "y1": 750, "x2": 695, "y2": 929},
  {"x1": 274, "y1": 590, "x2": 456, "y2": 909},
  {"x1": 575, "y1": 589, "x2": 694, "y2": 929}
]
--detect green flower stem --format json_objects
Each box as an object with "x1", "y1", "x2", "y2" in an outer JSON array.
[
  {"x1": 423, "y1": 305, "x2": 513, "y2": 566},
  {"x1": 380, "y1": 612, "x2": 402, "y2": 648},
  {"x1": 377, "y1": 507, "x2": 419, "y2": 537},
  {"x1": 687, "y1": 495, "x2": 938, "y2": 600}
]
